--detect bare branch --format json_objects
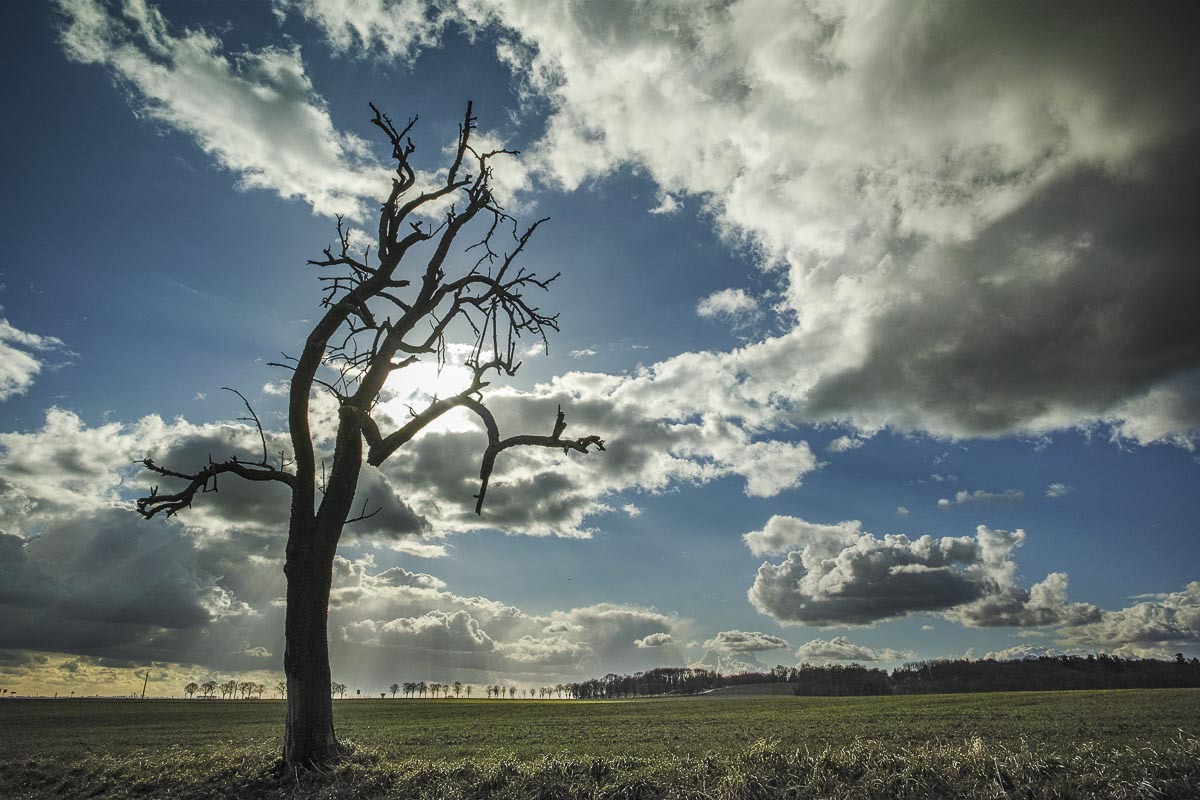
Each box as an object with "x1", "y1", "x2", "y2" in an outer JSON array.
[
  {"x1": 461, "y1": 399, "x2": 605, "y2": 514},
  {"x1": 221, "y1": 386, "x2": 268, "y2": 466},
  {"x1": 135, "y1": 457, "x2": 295, "y2": 519},
  {"x1": 344, "y1": 498, "x2": 381, "y2": 525}
]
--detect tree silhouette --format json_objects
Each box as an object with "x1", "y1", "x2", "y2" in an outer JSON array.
[
  {"x1": 132, "y1": 102, "x2": 604, "y2": 768},
  {"x1": 183, "y1": 682, "x2": 198, "y2": 699},
  {"x1": 389, "y1": 682, "x2": 399, "y2": 699},
  {"x1": 453, "y1": 681, "x2": 463, "y2": 698}
]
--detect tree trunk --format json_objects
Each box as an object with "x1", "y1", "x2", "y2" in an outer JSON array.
[
  {"x1": 280, "y1": 416, "x2": 362, "y2": 768},
  {"x1": 281, "y1": 517, "x2": 340, "y2": 768}
]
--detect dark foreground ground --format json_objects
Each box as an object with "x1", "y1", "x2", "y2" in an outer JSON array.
[{"x1": 2, "y1": 689, "x2": 1198, "y2": 798}]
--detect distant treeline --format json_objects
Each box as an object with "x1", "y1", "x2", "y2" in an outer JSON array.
[{"x1": 566, "y1": 654, "x2": 1200, "y2": 699}]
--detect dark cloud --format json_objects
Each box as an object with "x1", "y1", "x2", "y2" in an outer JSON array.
[{"x1": 746, "y1": 517, "x2": 1099, "y2": 628}]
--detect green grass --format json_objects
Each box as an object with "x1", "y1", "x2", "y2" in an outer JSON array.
[{"x1": 2, "y1": 689, "x2": 1199, "y2": 798}]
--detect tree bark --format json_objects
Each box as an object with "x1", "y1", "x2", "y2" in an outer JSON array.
[
  {"x1": 281, "y1": 517, "x2": 340, "y2": 768},
  {"x1": 281, "y1": 415, "x2": 362, "y2": 768}
]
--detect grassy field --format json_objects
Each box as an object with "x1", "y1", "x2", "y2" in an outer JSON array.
[{"x1": 2, "y1": 689, "x2": 1199, "y2": 798}]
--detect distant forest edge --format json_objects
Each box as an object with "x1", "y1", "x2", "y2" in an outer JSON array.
[{"x1": 570, "y1": 654, "x2": 1200, "y2": 698}]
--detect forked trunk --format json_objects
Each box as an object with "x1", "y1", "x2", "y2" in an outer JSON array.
[{"x1": 281, "y1": 518, "x2": 340, "y2": 768}]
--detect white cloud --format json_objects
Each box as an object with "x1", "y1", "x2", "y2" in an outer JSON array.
[
  {"x1": 745, "y1": 516, "x2": 1100, "y2": 628},
  {"x1": 570, "y1": 348, "x2": 597, "y2": 359},
  {"x1": 794, "y1": 636, "x2": 912, "y2": 664},
  {"x1": 343, "y1": 610, "x2": 496, "y2": 652},
  {"x1": 983, "y1": 644, "x2": 1060, "y2": 661},
  {"x1": 1057, "y1": 582, "x2": 1200, "y2": 659},
  {"x1": 826, "y1": 435, "x2": 866, "y2": 454},
  {"x1": 743, "y1": 516, "x2": 862, "y2": 558},
  {"x1": 648, "y1": 193, "x2": 681, "y2": 215},
  {"x1": 634, "y1": 632, "x2": 673, "y2": 648},
  {"x1": 0, "y1": 320, "x2": 71, "y2": 402},
  {"x1": 897, "y1": 506, "x2": 910, "y2": 516},
  {"x1": 302, "y1": 0, "x2": 1200, "y2": 447},
  {"x1": 696, "y1": 288, "x2": 758, "y2": 322},
  {"x1": 703, "y1": 630, "x2": 789, "y2": 653},
  {"x1": 57, "y1": 0, "x2": 389, "y2": 218},
  {"x1": 279, "y1": 0, "x2": 455, "y2": 63},
  {"x1": 1045, "y1": 482, "x2": 1074, "y2": 499},
  {"x1": 938, "y1": 489, "x2": 1024, "y2": 509}
]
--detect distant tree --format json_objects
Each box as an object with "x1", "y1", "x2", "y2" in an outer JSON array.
[
  {"x1": 200, "y1": 680, "x2": 218, "y2": 699},
  {"x1": 132, "y1": 101, "x2": 604, "y2": 769},
  {"x1": 184, "y1": 682, "x2": 198, "y2": 699},
  {"x1": 508, "y1": 686, "x2": 516, "y2": 699},
  {"x1": 453, "y1": 681, "x2": 463, "y2": 698},
  {"x1": 465, "y1": 685, "x2": 472, "y2": 698},
  {"x1": 389, "y1": 683, "x2": 399, "y2": 699},
  {"x1": 276, "y1": 680, "x2": 288, "y2": 699}
]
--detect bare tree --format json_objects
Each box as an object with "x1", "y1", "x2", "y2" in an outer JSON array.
[
  {"x1": 184, "y1": 681, "x2": 198, "y2": 699},
  {"x1": 389, "y1": 682, "x2": 399, "y2": 699},
  {"x1": 453, "y1": 681, "x2": 463, "y2": 698},
  {"x1": 132, "y1": 102, "x2": 604, "y2": 768}
]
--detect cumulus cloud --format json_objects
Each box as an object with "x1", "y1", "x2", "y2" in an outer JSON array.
[
  {"x1": 648, "y1": 193, "x2": 681, "y2": 215},
  {"x1": 703, "y1": 630, "x2": 789, "y2": 653},
  {"x1": 937, "y1": 489, "x2": 1024, "y2": 509},
  {"x1": 279, "y1": 0, "x2": 455, "y2": 63},
  {"x1": 696, "y1": 288, "x2": 758, "y2": 322},
  {"x1": 278, "y1": 0, "x2": 1200, "y2": 446},
  {"x1": 56, "y1": 0, "x2": 389, "y2": 218},
  {"x1": 634, "y1": 632, "x2": 673, "y2": 648},
  {"x1": 1045, "y1": 483, "x2": 1074, "y2": 499},
  {"x1": 826, "y1": 436, "x2": 866, "y2": 454},
  {"x1": 745, "y1": 516, "x2": 1100, "y2": 628},
  {"x1": 983, "y1": 644, "x2": 1061, "y2": 661},
  {"x1": 0, "y1": 511, "x2": 274, "y2": 666},
  {"x1": 0, "y1": 320, "x2": 72, "y2": 402},
  {"x1": 377, "y1": 383, "x2": 819, "y2": 537},
  {"x1": 1057, "y1": 582, "x2": 1200, "y2": 659},
  {"x1": 743, "y1": 516, "x2": 862, "y2": 558},
  {"x1": 343, "y1": 610, "x2": 496, "y2": 652},
  {"x1": 794, "y1": 637, "x2": 913, "y2": 664}
]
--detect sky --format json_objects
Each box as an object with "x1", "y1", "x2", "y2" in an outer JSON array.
[{"x1": 1, "y1": 0, "x2": 1199, "y2": 698}]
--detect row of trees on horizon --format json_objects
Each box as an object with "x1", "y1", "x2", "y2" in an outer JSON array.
[
  {"x1": 179, "y1": 654, "x2": 1200, "y2": 701},
  {"x1": 181, "y1": 678, "x2": 575, "y2": 700},
  {"x1": 567, "y1": 653, "x2": 1200, "y2": 699}
]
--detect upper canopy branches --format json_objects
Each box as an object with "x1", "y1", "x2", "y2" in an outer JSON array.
[
  {"x1": 300, "y1": 101, "x2": 562, "y2": 406},
  {"x1": 136, "y1": 101, "x2": 604, "y2": 524}
]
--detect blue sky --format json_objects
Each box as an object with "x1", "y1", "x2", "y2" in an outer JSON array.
[{"x1": 1, "y1": 0, "x2": 1198, "y2": 696}]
